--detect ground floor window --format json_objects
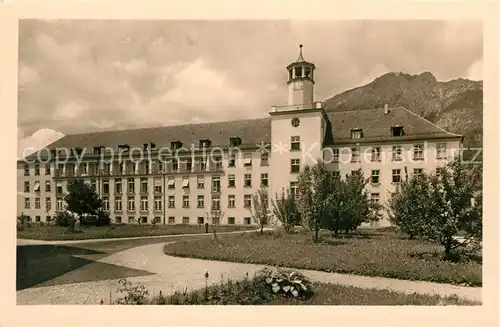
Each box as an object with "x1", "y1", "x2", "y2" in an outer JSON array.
[
  {"x1": 115, "y1": 216, "x2": 122, "y2": 224},
  {"x1": 244, "y1": 217, "x2": 251, "y2": 225},
  {"x1": 197, "y1": 217, "x2": 204, "y2": 225},
  {"x1": 182, "y1": 217, "x2": 189, "y2": 224},
  {"x1": 128, "y1": 217, "x2": 135, "y2": 223},
  {"x1": 46, "y1": 216, "x2": 51, "y2": 222},
  {"x1": 35, "y1": 216, "x2": 41, "y2": 222},
  {"x1": 154, "y1": 216, "x2": 161, "y2": 224},
  {"x1": 228, "y1": 217, "x2": 235, "y2": 225},
  {"x1": 168, "y1": 216, "x2": 175, "y2": 224},
  {"x1": 141, "y1": 216, "x2": 148, "y2": 224}
]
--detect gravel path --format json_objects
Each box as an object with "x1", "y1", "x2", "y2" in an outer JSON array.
[{"x1": 17, "y1": 242, "x2": 482, "y2": 305}]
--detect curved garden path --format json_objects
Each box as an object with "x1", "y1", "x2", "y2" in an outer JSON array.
[{"x1": 17, "y1": 238, "x2": 482, "y2": 305}]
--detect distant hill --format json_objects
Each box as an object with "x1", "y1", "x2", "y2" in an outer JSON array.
[{"x1": 323, "y1": 72, "x2": 483, "y2": 147}]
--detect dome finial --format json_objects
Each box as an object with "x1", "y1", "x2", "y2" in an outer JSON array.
[{"x1": 297, "y1": 44, "x2": 305, "y2": 62}]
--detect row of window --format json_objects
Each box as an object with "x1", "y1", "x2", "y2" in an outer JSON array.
[
  {"x1": 23, "y1": 173, "x2": 270, "y2": 195},
  {"x1": 331, "y1": 143, "x2": 447, "y2": 162},
  {"x1": 23, "y1": 152, "x2": 271, "y2": 176}
]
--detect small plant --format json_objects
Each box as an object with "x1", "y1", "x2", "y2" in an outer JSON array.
[
  {"x1": 114, "y1": 278, "x2": 149, "y2": 305},
  {"x1": 256, "y1": 267, "x2": 314, "y2": 299},
  {"x1": 17, "y1": 213, "x2": 30, "y2": 230}
]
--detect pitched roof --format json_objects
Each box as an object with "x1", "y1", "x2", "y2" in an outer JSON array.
[{"x1": 29, "y1": 106, "x2": 460, "y2": 160}]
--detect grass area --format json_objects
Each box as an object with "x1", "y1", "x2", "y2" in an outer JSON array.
[
  {"x1": 148, "y1": 280, "x2": 479, "y2": 305},
  {"x1": 17, "y1": 224, "x2": 256, "y2": 241},
  {"x1": 163, "y1": 229, "x2": 482, "y2": 286}
]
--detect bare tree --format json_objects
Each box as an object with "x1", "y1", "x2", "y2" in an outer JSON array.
[
  {"x1": 249, "y1": 186, "x2": 272, "y2": 234},
  {"x1": 205, "y1": 205, "x2": 225, "y2": 241}
]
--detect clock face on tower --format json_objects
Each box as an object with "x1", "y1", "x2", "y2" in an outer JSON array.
[{"x1": 293, "y1": 80, "x2": 304, "y2": 91}]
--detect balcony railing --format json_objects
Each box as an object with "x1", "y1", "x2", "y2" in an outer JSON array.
[{"x1": 271, "y1": 101, "x2": 323, "y2": 113}]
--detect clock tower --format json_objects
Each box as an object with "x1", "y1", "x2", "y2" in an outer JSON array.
[{"x1": 287, "y1": 44, "x2": 315, "y2": 106}]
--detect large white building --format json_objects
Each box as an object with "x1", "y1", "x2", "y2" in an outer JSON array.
[{"x1": 17, "y1": 45, "x2": 462, "y2": 226}]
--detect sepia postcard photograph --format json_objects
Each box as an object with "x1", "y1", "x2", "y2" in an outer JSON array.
[{"x1": 1, "y1": 1, "x2": 499, "y2": 327}]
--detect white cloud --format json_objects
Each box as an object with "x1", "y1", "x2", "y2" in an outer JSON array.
[
  {"x1": 466, "y1": 59, "x2": 483, "y2": 80},
  {"x1": 18, "y1": 128, "x2": 65, "y2": 159},
  {"x1": 52, "y1": 101, "x2": 87, "y2": 120}
]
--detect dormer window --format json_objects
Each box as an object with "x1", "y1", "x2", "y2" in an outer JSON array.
[
  {"x1": 143, "y1": 143, "x2": 148, "y2": 151},
  {"x1": 391, "y1": 126, "x2": 405, "y2": 137},
  {"x1": 171, "y1": 141, "x2": 183, "y2": 151},
  {"x1": 93, "y1": 146, "x2": 103, "y2": 155},
  {"x1": 229, "y1": 137, "x2": 242, "y2": 147},
  {"x1": 73, "y1": 147, "x2": 83, "y2": 155},
  {"x1": 351, "y1": 129, "x2": 363, "y2": 140},
  {"x1": 199, "y1": 139, "x2": 211, "y2": 149},
  {"x1": 118, "y1": 144, "x2": 130, "y2": 153},
  {"x1": 150, "y1": 142, "x2": 156, "y2": 150}
]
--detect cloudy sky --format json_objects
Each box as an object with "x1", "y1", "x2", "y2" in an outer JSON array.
[{"x1": 18, "y1": 20, "x2": 482, "y2": 157}]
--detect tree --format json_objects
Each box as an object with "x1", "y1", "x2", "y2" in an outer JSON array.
[
  {"x1": 17, "y1": 213, "x2": 30, "y2": 230},
  {"x1": 296, "y1": 162, "x2": 335, "y2": 241},
  {"x1": 64, "y1": 179, "x2": 103, "y2": 223},
  {"x1": 205, "y1": 205, "x2": 225, "y2": 241},
  {"x1": 387, "y1": 172, "x2": 433, "y2": 239},
  {"x1": 271, "y1": 187, "x2": 300, "y2": 233},
  {"x1": 249, "y1": 186, "x2": 272, "y2": 234}
]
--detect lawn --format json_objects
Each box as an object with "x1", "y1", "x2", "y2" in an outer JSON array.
[
  {"x1": 163, "y1": 229, "x2": 482, "y2": 286},
  {"x1": 17, "y1": 224, "x2": 256, "y2": 241},
  {"x1": 149, "y1": 280, "x2": 479, "y2": 305}
]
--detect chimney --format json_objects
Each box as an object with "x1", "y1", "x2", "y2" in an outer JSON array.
[{"x1": 384, "y1": 104, "x2": 389, "y2": 114}]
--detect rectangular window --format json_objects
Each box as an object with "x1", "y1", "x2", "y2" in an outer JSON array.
[
  {"x1": 115, "y1": 216, "x2": 122, "y2": 224},
  {"x1": 212, "y1": 195, "x2": 221, "y2": 210},
  {"x1": 413, "y1": 168, "x2": 423, "y2": 177},
  {"x1": 413, "y1": 144, "x2": 424, "y2": 160},
  {"x1": 140, "y1": 178, "x2": 148, "y2": 194},
  {"x1": 24, "y1": 181, "x2": 30, "y2": 192},
  {"x1": 332, "y1": 171, "x2": 340, "y2": 178},
  {"x1": 244, "y1": 173, "x2": 252, "y2": 187},
  {"x1": 154, "y1": 196, "x2": 162, "y2": 211},
  {"x1": 115, "y1": 180, "x2": 122, "y2": 194},
  {"x1": 392, "y1": 169, "x2": 401, "y2": 183},
  {"x1": 35, "y1": 216, "x2": 41, "y2": 222},
  {"x1": 228, "y1": 217, "x2": 235, "y2": 225},
  {"x1": 33, "y1": 181, "x2": 41, "y2": 192},
  {"x1": 34, "y1": 165, "x2": 40, "y2": 176},
  {"x1": 332, "y1": 148, "x2": 339, "y2": 163},
  {"x1": 228, "y1": 174, "x2": 235, "y2": 187},
  {"x1": 45, "y1": 197, "x2": 51, "y2": 210},
  {"x1": 46, "y1": 216, "x2": 51, "y2": 222},
  {"x1": 186, "y1": 158, "x2": 192, "y2": 172},
  {"x1": 371, "y1": 193, "x2": 380, "y2": 204},
  {"x1": 291, "y1": 159, "x2": 300, "y2": 173},
  {"x1": 436, "y1": 143, "x2": 447, "y2": 159},
  {"x1": 392, "y1": 145, "x2": 402, "y2": 161},
  {"x1": 140, "y1": 197, "x2": 148, "y2": 212},
  {"x1": 197, "y1": 195, "x2": 204, "y2": 208},
  {"x1": 167, "y1": 177, "x2": 175, "y2": 189},
  {"x1": 103, "y1": 163, "x2": 111, "y2": 175},
  {"x1": 172, "y1": 159, "x2": 179, "y2": 172},
  {"x1": 260, "y1": 151, "x2": 269, "y2": 166},
  {"x1": 103, "y1": 198, "x2": 109, "y2": 211},
  {"x1": 115, "y1": 198, "x2": 122, "y2": 212},
  {"x1": 24, "y1": 164, "x2": 29, "y2": 176},
  {"x1": 45, "y1": 164, "x2": 51, "y2": 175},
  {"x1": 436, "y1": 167, "x2": 444, "y2": 177},
  {"x1": 200, "y1": 158, "x2": 207, "y2": 171},
  {"x1": 44, "y1": 180, "x2": 50, "y2": 192},
  {"x1": 102, "y1": 180, "x2": 110, "y2": 194},
  {"x1": 261, "y1": 173, "x2": 268, "y2": 186},
  {"x1": 197, "y1": 175, "x2": 204, "y2": 188},
  {"x1": 56, "y1": 182, "x2": 63, "y2": 195},
  {"x1": 168, "y1": 216, "x2": 175, "y2": 224},
  {"x1": 351, "y1": 148, "x2": 360, "y2": 162},
  {"x1": 243, "y1": 153, "x2": 252, "y2": 166},
  {"x1": 82, "y1": 164, "x2": 88, "y2": 175},
  {"x1": 154, "y1": 184, "x2": 162, "y2": 194},
  {"x1": 228, "y1": 195, "x2": 235, "y2": 208},
  {"x1": 182, "y1": 195, "x2": 190, "y2": 208},
  {"x1": 244, "y1": 217, "x2": 251, "y2": 225},
  {"x1": 371, "y1": 147, "x2": 381, "y2": 162},
  {"x1": 371, "y1": 170, "x2": 380, "y2": 184},
  {"x1": 197, "y1": 217, "x2": 204, "y2": 225},
  {"x1": 291, "y1": 136, "x2": 301, "y2": 151},
  {"x1": 128, "y1": 178, "x2": 135, "y2": 194},
  {"x1": 228, "y1": 153, "x2": 236, "y2": 167},
  {"x1": 168, "y1": 196, "x2": 175, "y2": 208},
  {"x1": 290, "y1": 181, "x2": 298, "y2": 198},
  {"x1": 56, "y1": 198, "x2": 64, "y2": 211},
  {"x1": 141, "y1": 216, "x2": 148, "y2": 224},
  {"x1": 35, "y1": 197, "x2": 40, "y2": 209},
  {"x1": 212, "y1": 176, "x2": 221, "y2": 192},
  {"x1": 127, "y1": 197, "x2": 135, "y2": 211},
  {"x1": 182, "y1": 217, "x2": 189, "y2": 224},
  {"x1": 244, "y1": 194, "x2": 252, "y2": 208},
  {"x1": 182, "y1": 177, "x2": 189, "y2": 188}
]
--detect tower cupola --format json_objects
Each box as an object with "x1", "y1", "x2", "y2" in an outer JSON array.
[{"x1": 286, "y1": 44, "x2": 316, "y2": 106}]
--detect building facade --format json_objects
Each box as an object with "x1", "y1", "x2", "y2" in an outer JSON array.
[{"x1": 17, "y1": 46, "x2": 462, "y2": 226}]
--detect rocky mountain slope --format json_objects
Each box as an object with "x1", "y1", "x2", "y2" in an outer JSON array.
[{"x1": 323, "y1": 72, "x2": 483, "y2": 147}]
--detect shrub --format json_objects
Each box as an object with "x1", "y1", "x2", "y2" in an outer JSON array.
[
  {"x1": 256, "y1": 267, "x2": 314, "y2": 300},
  {"x1": 55, "y1": 211, "x2": 77, "y2": 230},
  {"x1": 271, "y1": 187, "x2": 300, "y2": 233},
  {"x1": 17, "y1": 213, "x2": 30, "y2": 230},
  {"x1": 114, "y1": 278, "x2": 149, "y2": 305},
  {"x1": 96, "y1": 210, "x2": 111, "y2": 227}
]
